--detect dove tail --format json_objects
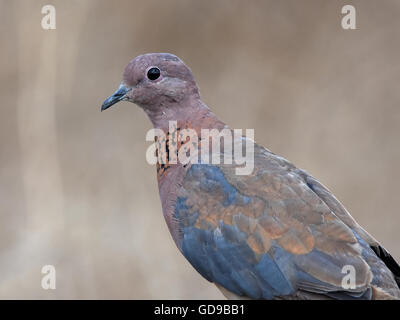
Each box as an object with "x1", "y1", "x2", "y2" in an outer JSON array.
[{"x1": 370, "y1": 244, "x2": 400, "y2": 288}]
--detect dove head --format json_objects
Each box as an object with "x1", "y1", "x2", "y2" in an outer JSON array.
[{"x1": 101, "y1": 53, "x2": 201, "y2": 122}]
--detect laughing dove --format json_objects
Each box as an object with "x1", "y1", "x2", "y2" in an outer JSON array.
[{"x1": 102, "y1": 53, "x2": 400, "y2": 299}]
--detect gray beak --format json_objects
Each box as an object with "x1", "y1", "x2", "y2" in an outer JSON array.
[{"x1": 101, "y1": 85, "x2": 131, "y2": 111}]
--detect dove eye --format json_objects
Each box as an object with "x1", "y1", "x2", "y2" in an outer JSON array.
[{"x1": 147, "y1": 67, "x2": 161, "y2": 80}]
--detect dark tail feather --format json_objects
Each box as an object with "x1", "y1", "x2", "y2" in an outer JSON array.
[{"x1": 370, "y1": 244, "x2": 400, "y2": 287}]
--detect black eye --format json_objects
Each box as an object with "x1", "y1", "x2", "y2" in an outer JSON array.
[{"x1": 147, "y1": 67, "x2": 161, "y2": 80}]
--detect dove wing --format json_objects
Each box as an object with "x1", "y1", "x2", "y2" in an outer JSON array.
[{"x1": 174, "y1": 144, "x2": 400, "y2": 299}]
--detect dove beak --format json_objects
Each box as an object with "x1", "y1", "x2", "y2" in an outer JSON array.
[{"x1": 101, "y1": 84, "x2": 132, "y2": 111}]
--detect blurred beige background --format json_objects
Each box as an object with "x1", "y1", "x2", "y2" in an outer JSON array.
[{"x1": 0, "y1": 0, "x2": 399, "y2": 299}]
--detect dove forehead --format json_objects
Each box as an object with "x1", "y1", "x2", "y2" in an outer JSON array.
[{"x1": 122, "y1": 52, "x2": 193, "y2": 86}]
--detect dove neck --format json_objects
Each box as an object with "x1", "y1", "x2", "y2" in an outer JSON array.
[{"x1": 144, "y1": 98, "x2": 226, "y2": 133}]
